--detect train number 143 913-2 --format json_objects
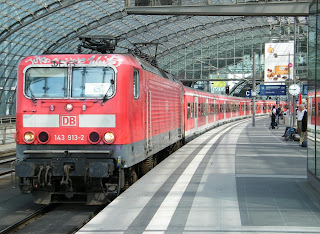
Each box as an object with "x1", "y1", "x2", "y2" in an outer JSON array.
[{"x1": 54, "y1": 134, "x2": 85, "y2": 141}]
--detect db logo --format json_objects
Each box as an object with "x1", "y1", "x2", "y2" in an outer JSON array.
[{"x1": 61, "y1": 116, "x2": 77, "y2": 127}]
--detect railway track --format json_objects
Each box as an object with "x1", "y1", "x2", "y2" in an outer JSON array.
[
  {"x1": 0, "y1": 204, "x2": 104, "y2": 234},
  {"x1": 0, "y1": 205, "x2": 54, "y2": 234}
]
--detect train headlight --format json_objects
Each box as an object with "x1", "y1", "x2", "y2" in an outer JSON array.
[
  {"x1": 65, "y1": 103, "x2": 74, "y2": 111},
  {"x1": 38, "y1": 131, "x2": 49, "y2": 144},
  {"x1": 104, "y1": 132, "x2": 115, "y2": 144},
  {"x1": 24, "y1": 132, "x2": 35, "y2": 144},
  {"x1": 89, "y1": 131, "x2": 101, "y2": 144}
]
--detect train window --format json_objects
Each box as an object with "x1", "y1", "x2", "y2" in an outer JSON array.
[
  {"x1": 202, "y1": 103, "x2": 205, "y2": 116},
  {"x1": 318, "y1": 103, "x2": 320, "y2": 117},
  {"x1": 191, "y1": 103, "x2": 194, "y2": 119},
  {"x1": 25, "y1": 68, "x2": 68, "y2": 98},
  {"x1": 133, "y1": 70, "x2": 139, "y2": 99},
  {"x1": 187, "y1": 103, "x2": 191, "y2": 119},
  {"x1": 72, "y1": 67, "x2": 115, "y2": 98},
  {"x1": 312, "y1": 103, "x2": 316, "y2": 117},
  {"x1": 202, "y1": 103, "x2": 205, "y2": 117},
  {"x1": 195, "y1": 103, "x2": 198, "y2": 118}
]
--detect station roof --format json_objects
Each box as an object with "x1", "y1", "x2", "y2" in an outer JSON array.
[{"x1": 0, "y1": 0, "x2": 310, "y2": 115}]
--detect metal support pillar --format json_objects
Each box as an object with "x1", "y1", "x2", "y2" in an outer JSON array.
[
  {"x1": 252, "y1": 52, "x2": 256, "y2": 127},
  {"x1": 293, "y1": 17, "x2": 297, "y2": 128}
]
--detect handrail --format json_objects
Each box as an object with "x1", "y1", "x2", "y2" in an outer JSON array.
[
  {"x1": 0, "y1": 116, "x2": 16, "y2": 145},
  {"x1": 0, "y1": 116, "x2": 16, "y2": 126}
]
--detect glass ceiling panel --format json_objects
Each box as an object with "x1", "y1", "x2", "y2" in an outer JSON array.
[{"x1": 0, "y1": 0, "x2": 309, "y2": 115}]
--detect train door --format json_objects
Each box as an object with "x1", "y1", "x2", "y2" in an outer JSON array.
[
  {"x1": 206, "y1": 98, "x2": 209, "y2": 125},
  {"x1": 224, "y1": 101, "x2": 226, "y2": 119},
  {"x1": 214, "y1": 99, "x2": 216, "y2": 122},
  {"x1": 195, "y1": 96, "x2": 198, "y2": 130},
  {"x1": 309, "y1": 96, "x2": 315, "y2": 125},
  {"x1": 146, "y1": 89, "x2": 152, "y2": 152},
  {"x1": 230, "y1": 102, "x2": 233, "y2": 119}
]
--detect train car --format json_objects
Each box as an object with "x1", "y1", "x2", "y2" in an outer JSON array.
[
  {"x1": 183, "y1": 87, "x2": 254, "y2": 139},
  {"x1": 14, "y1": 52, "x2": 286, "y2": 205},
  {"x1": 14, "y1": 54, "x2": 184, "y2": 204}
]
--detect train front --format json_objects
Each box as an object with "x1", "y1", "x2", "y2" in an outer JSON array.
[{"x1": 15, "y1": 54, "x2": 130, "y2": 204}]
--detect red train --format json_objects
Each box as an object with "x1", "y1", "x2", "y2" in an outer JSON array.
[{"x1": 14, "y1": 53, "x2": 285, "y2": 204}]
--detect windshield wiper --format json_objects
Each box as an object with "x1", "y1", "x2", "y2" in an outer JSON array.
[
  {"x1": 101, "y1": 79, "x2": 114, "y2": 105},
  {"x1": 28, "y1": 87, "x2": 37, "y2": 105}
]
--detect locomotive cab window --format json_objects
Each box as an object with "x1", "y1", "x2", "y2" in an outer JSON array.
[
  {"x1": 25, "y1": 68, "x2": 68, "y2": 98},
  {"x1": 24, "y1": 66, "x2": 116, "y2": 99},
  {"x1": 133, "y1": 70, "x2": 139, "y2": 99},
  {"x1": 72, "y1": 67, "x2": 115, "y2": 98}
]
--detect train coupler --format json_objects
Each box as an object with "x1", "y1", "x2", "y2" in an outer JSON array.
[{"x1": 60, "y1": 164, "x2": 73, "y2": 192}]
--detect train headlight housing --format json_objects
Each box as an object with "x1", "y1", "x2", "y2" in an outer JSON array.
[
  {"x1": 65, "y1": 103, "x2": 74, "y2": 111},
  {"x1": 104, "y1": 132, "x2": 115, "y2": 144},
  {"x1": 38, "y1": 131, "x2": 50, "y2": 144},
  {"x1": 24, "y1": 131, "x2": 35, "y2": 144},
  {"x1": 89, "y1": 131, "x2": 101, "y2": 144}
]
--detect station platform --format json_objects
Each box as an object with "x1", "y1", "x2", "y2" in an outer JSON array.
[{"x1": 78, "y1": 116, "x2": 320, "y2": 234}]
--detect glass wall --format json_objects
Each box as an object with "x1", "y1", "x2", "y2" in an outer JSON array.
[{"x1": 308, "y1": 0, "x2": 320, "y2": 188}]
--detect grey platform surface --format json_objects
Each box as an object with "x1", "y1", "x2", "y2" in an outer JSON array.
[{"x1": 78, "y1": 117, "x2": 319, "y2": 234}]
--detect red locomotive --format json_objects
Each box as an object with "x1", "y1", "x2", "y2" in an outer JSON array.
[{"x1": 15, "y1": 53, "x2": 285, "y2": 204}]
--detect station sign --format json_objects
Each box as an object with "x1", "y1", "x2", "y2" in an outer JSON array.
[
  {"x1": 302, "y1": 84, "x2": 308, "y2": 95},
  {"x1": 260, "y1": 85, "x2": 286, "y2": 96},
  {"x1": 245, "y1": 90, "x2": 251, "y2": 97}
]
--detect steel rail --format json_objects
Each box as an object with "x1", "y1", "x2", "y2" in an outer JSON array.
[{"x1": 0, "y1": 205, "x2": 55, "y2": 234}]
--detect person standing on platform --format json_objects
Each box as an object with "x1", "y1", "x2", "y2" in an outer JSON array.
[
  {"x1": 297, "y1": 104, "x2": 307, "y2": 145},
  {"x1": 299, "y1": 104, "x2": 307, "y2": 146},
  {"x1": 270, "y1": 105, "x2": 277, "y2": 129}
]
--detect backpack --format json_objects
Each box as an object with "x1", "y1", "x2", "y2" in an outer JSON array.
[
  {"x1": 284, "y1": 128, "x2": 295, "y2": 141},
  {"x1": 301, "y1": 141, "x2": 307, "y2": 147}
]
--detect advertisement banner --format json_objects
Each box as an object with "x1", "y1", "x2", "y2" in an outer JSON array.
[
  {"x1": 211, "y1": 81, "x2": 226, "y2": 92},
  {"x1": 264, "y1": 42, "x2": 294, "y2": 83}
]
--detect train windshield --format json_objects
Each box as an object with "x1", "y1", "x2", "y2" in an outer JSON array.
[
  {"x1": 72, "y1": 67, "x2": 115, "y2": 98},
  {"x1": 25, "y1": 67, "x2": 115, "y2": 99},
  {"x1": 25, "y1": 68, "x2": 68, "y2": 98}
]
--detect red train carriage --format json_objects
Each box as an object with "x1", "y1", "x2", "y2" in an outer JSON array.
[
  {"x1": 15, "y1": 54, "x2": 184, "y2": 204},
  {"x1": 15, "y1": 53, "x2": 286, "y2": 205},
  {"x1": 183, "y1": 87, "x2": 254, "y2": 139}
]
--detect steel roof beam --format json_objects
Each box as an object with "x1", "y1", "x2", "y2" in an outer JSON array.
[
  {"x1": 44, "y1": 11, "x2": 127, "y2": 54},
  {"x1": 126, "y1": 2, "x2": 310, "y2": 16},
  {"x1": 0, "y1": 0, "x2": 90, "y2": 44}
]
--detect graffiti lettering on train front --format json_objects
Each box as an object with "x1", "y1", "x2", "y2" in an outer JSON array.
[
  {"x1": 25, "y1": 55, "x2": 122, "y2": 67},
  {"x1": 87, "y1": 55, "x2": 122, "y2": 67},
  {"x1": 51, "y1": 58, "x2": 85, "y2": 67},
  {"x1": 25, "y1": 56, "x2": 51, "y2": 64}
]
